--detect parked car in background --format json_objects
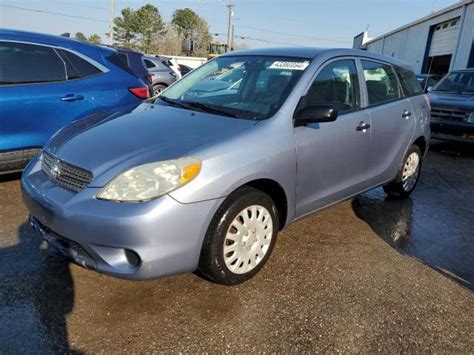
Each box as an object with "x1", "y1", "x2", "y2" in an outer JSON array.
[
  {"x1": 114, "y1": 47, "x2": 153, "y2": 93},
  {"x1": 179, "y1": 64, "x2": 194, "y2": 76},
  {"x1": 22, "y1": 48, "x2": 429, "y2": 285},
  {"x1": 429, "y1": 69, "x2": 474, "y2": 143},
  {"x1": 143, "y1": 56, "x2": 178, "y2": 95},
  {"x1": 0, "y1": 28, "x2": 149, "y2": 173},
  {"x1": 416, "y1": 74, "x2": 442, "y2": 92}
]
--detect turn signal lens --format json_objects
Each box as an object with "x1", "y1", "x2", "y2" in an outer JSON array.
[{"x1": 180, "y1": 162, "x2": 201, "y2": 185}]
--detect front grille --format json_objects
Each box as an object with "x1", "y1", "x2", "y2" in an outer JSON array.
[
  {"x1": 431, "y1": 106, "x2": 468, "y2": 122},
  {"x1": 41, "y1": 151, "x2": 92, "y2": 192}
]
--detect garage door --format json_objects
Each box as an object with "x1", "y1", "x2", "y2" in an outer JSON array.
[{"x1": 429, "y1": 18, "x2": 460, "y2": 57}]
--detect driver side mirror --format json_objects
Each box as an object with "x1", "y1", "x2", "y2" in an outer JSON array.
[
  {"x1": 294, "y1": 105, "x2": 339, "y2": 127},
  {"x1": 426, "y1": 86, "x2": 433, "y2": 93}
]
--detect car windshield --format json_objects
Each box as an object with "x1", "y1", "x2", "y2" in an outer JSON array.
[
  {"x1": 156, "y1": 55, "x2": 311, "y2": 120},
  {"x1": 434, "y1": 71, "x2": 474, "y2": 94}
]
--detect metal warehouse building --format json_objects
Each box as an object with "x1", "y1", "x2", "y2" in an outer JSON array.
[{"x1": 353, "y1": 0, "x2": 474, "y2": 75}]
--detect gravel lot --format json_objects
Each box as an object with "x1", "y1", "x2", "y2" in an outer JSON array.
[{"x1": 0, "y1": 141, "x2": 473, "y2": 353}]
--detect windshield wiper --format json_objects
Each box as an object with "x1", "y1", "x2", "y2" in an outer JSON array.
[
  {"x1": 180, "y1": 101, "x2": 240, "y2": 118},
  {"x1": 158, "y1": 96, "x2": 192, "y2": 110},
  {"x1": 158, "y1": 96, "x2": 240, "y2": 118}
]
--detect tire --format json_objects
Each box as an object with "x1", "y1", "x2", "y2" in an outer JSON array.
[
  {"x1": 153, "y1": 84, "x2": 167, "y2": 96},
  {"x1": 383, "y1": 145, "x2": 422, "y2": 199},
  {"x1": 198, "y1": 186, "x2": 279, "y2": 285}
]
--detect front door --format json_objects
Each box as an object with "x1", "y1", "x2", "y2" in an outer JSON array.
[{"x1": 295, "y1": 59, "x2": 371, "y2": 217}]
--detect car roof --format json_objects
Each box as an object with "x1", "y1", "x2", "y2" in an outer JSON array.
[
  {"x1": 221, "y1": 47, "x2": 413, "y2": 70},
  {"x1": 0, "y1": 28, "x2": 115, "y2": 58}
]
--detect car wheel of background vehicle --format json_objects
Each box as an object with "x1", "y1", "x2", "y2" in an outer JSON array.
[
  {"x1": 383, "y1": 145, "x2": 422, "y2": 199},
  {"x1": 198, "y1": 186, "x2": 279, "y2": 285},
  {"x1": 153, "y1": 84, "x2": 167, "y2": 95}
]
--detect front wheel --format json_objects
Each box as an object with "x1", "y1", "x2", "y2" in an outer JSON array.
[
  {"x1": 198, "y1": 186, "x2": 279, "y2": 285},
  {"x1": 383, "y1": 145, "x2": 422, "y2": 198}
]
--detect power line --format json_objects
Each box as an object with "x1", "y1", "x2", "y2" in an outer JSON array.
[
  {"x1": 213, "y1": 32, "x2": 303, "y2": 47},
  {"x1": 53, "y1": 1, "x2": 108, "y2": 11},
  {"x1": 0, "y1": 4, "x2": 109, "y2": 23},
  {"x1": 238, "y1": 25, "x2": 348, "y2": 44}
]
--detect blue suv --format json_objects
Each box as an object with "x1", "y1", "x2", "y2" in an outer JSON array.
[{"x1": 0, "y1": 29, "x2": 149, "y2": 173}]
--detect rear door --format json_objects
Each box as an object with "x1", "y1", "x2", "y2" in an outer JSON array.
[
  {"x1": 0, "y1": 41, "x2": 98, "y2": 151},
  {"x1": 395, "y1": 66, "x2": 429, "y2": 136},
  {"x1": 295, "y1": 58, "x2": 371, "y2": 216},
  {"x1": 360, "y1": 59, "x2": 416, "y2": 187}
]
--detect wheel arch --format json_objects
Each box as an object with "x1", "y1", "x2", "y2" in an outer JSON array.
[
  {"x1": 413, "y1": 136, "x2": 428, "y2": 156},
  {"x1": 242, "y1": 178, "x2": 289, "y2": 230}
]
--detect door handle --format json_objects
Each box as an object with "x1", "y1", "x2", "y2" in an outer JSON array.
[
  {"x1": 60, "y1": 94, "x2": 84, "y2": 102},
  {"x1": 402, "y1": 110, "x2": 412, "y2": 119},
  {"x1": 356, "y1": 122, "x2": 371, "y2": 131}
]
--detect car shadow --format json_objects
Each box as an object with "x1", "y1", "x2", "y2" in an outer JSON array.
[
  {"x1": 0, "y1": 172, "x2": 22, "y2": 183},
  {"x1": 0, "y1": 223, "x2": 82, "y2": 353},
  {"x1": 352, "y1": 191, "x2": 473, "y2": 291}
]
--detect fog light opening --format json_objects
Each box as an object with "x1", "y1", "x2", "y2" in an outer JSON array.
[{"x1": 125, "y1": 249, "x2": 141, "y2": 268}]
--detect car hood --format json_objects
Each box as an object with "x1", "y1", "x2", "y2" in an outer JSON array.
[
  {"x1": 429, "y1": 92, "x2": 474, "y2": 111},
  {"x1": 45, "y1": 103, "x2": 256, "y2": 187}
]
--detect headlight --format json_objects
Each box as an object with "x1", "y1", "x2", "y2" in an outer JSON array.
[{"x1": 97, "y1": 157, "x2": 201, "y2": 202}]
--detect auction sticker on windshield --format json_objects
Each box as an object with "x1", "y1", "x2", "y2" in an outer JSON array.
[{"x1": 269, "y1": 61, "x2": 310, "y2": 70}]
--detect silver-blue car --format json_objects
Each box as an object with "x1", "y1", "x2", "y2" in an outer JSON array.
[{"x1": 22, "y1": 48, "x2": 430, "y2": 285}]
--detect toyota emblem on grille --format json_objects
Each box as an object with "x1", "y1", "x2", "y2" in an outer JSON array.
[{"x1": 51, "y1": 162, "x2": 61, "y2": 178}]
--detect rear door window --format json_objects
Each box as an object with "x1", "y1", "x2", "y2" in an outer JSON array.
[
  {"x1": 361, "y1": 60, "x2": 401, "y2": 105},
  {"x1": 395, "y1": 66, "x2": 423, "y2": 96},
  {"x1": 0, "y1": 41, "x2": 66, "y2": 85}
]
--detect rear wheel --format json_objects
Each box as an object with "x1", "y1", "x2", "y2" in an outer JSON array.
[
  {"x1": 153, "y1": 84, "x2": 167, "y2": 96},
  {"x1": 383, "y1": 145, "x2": 422, "y2": 198},
  {"x1": 198, "y1": 186, "x2": 279, "y2": 285}
]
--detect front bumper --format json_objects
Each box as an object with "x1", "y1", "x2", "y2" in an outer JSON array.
[
  {"x1": 21, "y1": 157, "x2": 225, "y2": 280},
  {"x1": 431, "y1": 121, "x2": 474, "y2": 143}
]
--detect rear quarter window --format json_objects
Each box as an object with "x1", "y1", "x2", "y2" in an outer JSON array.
[
  {"x1": 0, "y1": 41, "x2": 66, "y2": 85},
  {"x1": 58, "y1": 50, "x2": 102, "y2": 79},
  {"x1": 144, "y1": 59, "x2": 156, "y2": 69},
  {"x1": 395, "y1": 66, "x2": 423, "y2": 96}
]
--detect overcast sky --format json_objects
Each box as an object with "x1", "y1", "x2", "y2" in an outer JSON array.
[{"x1": 0, "y1": 0, "x2": 461, "y2": 48}]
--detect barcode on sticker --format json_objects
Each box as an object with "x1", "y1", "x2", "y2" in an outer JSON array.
[{"x1": 269, "y1": 61, "x2": 309, "y2": 70}]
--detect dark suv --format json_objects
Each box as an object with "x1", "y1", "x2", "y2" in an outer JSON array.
[
  {"x1": 429, "y1": 69, "x2": 474, "y2": 143},
  {"x1": 112, "y1": 48, "x2": 153, "y2": 94}
]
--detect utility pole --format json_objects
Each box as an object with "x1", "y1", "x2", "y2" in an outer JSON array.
[
  {"x1": 226, "y1": 0, "x2": 234, "y2": 51},
  {"x1": 109, "y1": 0, "x2": 115, "y2": 45}
]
